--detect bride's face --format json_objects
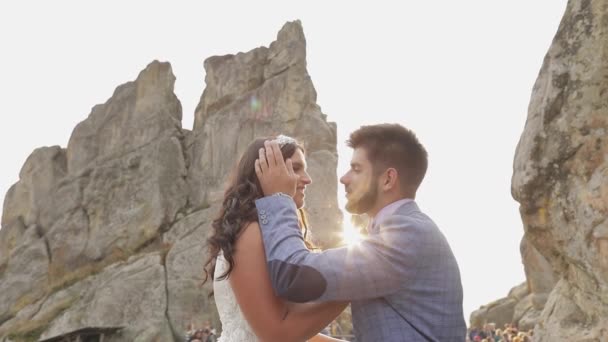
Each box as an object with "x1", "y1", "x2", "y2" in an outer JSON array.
[{"x1": 289, "y1": 149, "x2": 312, "y2": 209}]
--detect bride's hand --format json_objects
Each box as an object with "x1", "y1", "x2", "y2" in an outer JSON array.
[{"x1": 255, "y1": 140, "x2": 297, "y2": 197}]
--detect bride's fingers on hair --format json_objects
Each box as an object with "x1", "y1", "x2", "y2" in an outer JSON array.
[
  {"x1": 264, "y1": 141, "x2": 277, "y2": 167},
  {"x1": 258, "y1": 148, "x2": 268, "y2": 172},
  {"x1": 270, "y1": 141, "x2": 285, "y2": 168},
  {"x1": 254, "y1": 159, "x2": 263, "y2": 177},
  {"x1": 285, "y1": 159, "x2": 295, "y2": 176}
]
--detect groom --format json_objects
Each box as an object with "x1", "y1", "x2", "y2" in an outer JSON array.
[{"x1": 254, "y1": 123, "x2": 466, "y2": 341}]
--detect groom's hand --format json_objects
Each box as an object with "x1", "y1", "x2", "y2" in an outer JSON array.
[{"x1": 255, "y1": 140, "x2": 297, "y2": 197}]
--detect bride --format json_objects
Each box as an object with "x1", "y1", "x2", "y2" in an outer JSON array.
[{"x1": 204, "y1": 135, "x2": 348, "y2": 342}]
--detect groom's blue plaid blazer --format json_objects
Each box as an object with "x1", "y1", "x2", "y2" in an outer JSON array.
[{"x1": 255, "y1": 196, "x2": 466, "y2": 342}]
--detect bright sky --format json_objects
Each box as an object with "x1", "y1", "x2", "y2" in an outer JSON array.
[{"x1": 0, "y1": 1, "x2": 567, "y2": 322}]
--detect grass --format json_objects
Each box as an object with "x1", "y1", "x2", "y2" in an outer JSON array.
[
  {"x1": 9, "y1": 291, "x2": 46, "y2": 318},
  {"x1": 6, "y1": 246, "x2": 131, "y2": 326},
  {"x1": 0, "y1": 312, "x2": 15, "y2": 327},
  {"x1": 5, "y1": 296, "x2": 76, "y2": 342},
  {"x1": 47, "y1": 247, "x2": 130, "y2": 295},
  {"x1": 3, "y1": 229, "x2": 165, "y2": 340}
]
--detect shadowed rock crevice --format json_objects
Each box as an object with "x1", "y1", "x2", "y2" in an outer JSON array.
[{"x1": 162, "y1": 246, "x2": 181, "y2": 342}]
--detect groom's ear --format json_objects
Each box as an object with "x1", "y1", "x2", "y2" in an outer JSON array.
[{"x1": 381, "y1": 168, "x2": 399, "y2": 191}]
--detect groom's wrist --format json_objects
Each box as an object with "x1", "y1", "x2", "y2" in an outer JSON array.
[
  {"x1": 255, "y1": 194, "x2": 298, "y2": 227},
  {"x1": 256, "y1": 193, "x2": 297, "y2": 208}
]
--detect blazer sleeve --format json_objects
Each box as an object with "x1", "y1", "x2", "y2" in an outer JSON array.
[{"x1": 255, "y1": 195, "x2": 428, "y2": 302}]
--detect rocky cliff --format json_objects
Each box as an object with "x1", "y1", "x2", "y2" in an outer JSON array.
[
  {"x1": 0, "y1": 20, "x2": 342, "y2": 342},
  {"x1": 471, "y1": 1, "x2": 608, "y2": 340}
]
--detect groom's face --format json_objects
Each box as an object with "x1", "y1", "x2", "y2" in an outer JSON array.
[{"x1": 340, "y1": 147, "x2": 379, "y2": 215}]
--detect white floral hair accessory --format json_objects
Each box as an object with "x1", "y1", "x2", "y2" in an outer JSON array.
[{"x1": 273, "y1": 134, "x2": 298, "y2": 148}]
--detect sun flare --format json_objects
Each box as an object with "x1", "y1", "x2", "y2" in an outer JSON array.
[{"x1": 341, "y1": 223, "x2": 364, "y2": 247}]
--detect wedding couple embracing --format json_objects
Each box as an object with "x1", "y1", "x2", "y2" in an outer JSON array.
[{"x1": 203, "y1": 123, "x2": 466, "y2": 342}]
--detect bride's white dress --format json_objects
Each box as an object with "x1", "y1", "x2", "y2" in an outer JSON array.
[{"x1": 214, "y1": 253, "x2": 259, "y2": 342}]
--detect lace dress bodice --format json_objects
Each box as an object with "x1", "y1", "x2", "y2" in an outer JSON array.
[{"x1": 214, "y1": 253, "x2": 259, "y2": 342}]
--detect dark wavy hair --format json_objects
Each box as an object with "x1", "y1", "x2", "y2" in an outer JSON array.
[{"x1": 203, "y1": 136, "x2": 313, "y2": 290}]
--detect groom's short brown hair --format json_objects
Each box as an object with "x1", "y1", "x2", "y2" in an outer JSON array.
[{"x1": 347, "y1": 123, "x2": 428, "y2": 194}]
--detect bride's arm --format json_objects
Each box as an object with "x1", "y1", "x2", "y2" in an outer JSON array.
[{"x1": 229, "y1": 222, "x2": 348, "y2": 342}]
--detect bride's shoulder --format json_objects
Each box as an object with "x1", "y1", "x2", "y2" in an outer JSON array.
[
  {"x1": 234, "y1": 221, "x2": 263, "y2": 249},
  {"x1": 241, "y1": 220, "x2": 260, "y2": 231}
]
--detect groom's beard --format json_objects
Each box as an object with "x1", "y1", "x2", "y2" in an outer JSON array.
[{"x1": 345, "y1": 180, "x2": 378, "y2": 215}]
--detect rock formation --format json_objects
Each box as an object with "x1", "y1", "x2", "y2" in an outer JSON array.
[
  {"x1": 471, "y1": 1, "x2": 608, "y2": 340},
  {"x1": 187, "y1": 20, "x2": 341, "y2": 246},
  {"x1": 0, "y1": 20, "x2": 341, "y2": 341}
]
